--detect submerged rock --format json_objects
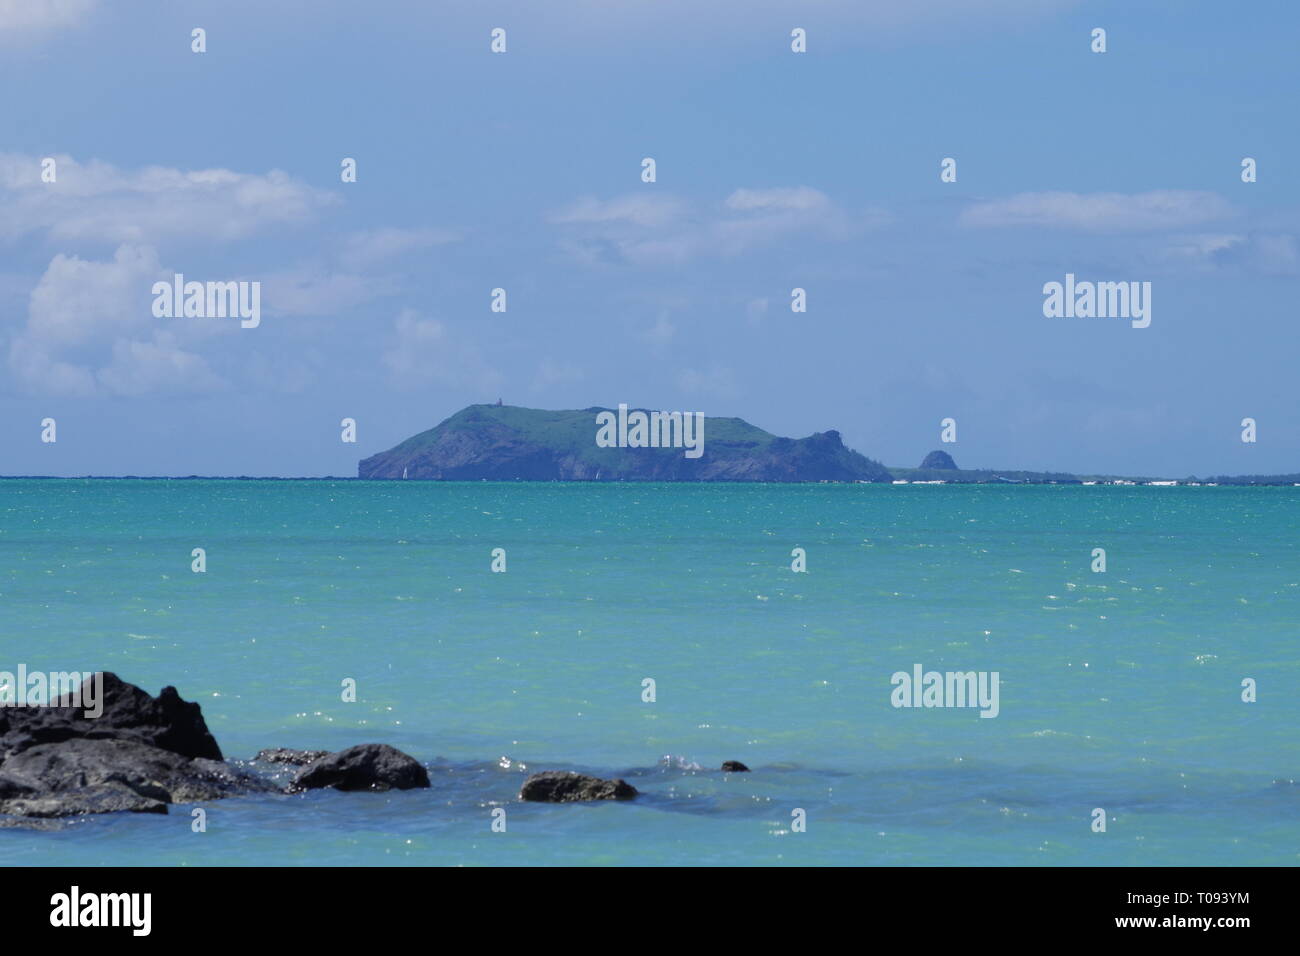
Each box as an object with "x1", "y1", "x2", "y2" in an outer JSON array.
[
  {"x1": 290, "y1": 744, "x2": 430, "y2": 792},
  {"x1": 1, "y1": 785, "x2": 169, "y2": 818},
  {"x1": 255, "y1": 748, "x2": 331, "y2": 766},
  {"x1": 720, "y1": 760, "x2": 750, "y2": 772},
  {"x1": 519, "y1": 770, "x2": 638, "y2": 802},
  {"x1": 3, "y1": 737, "x2": 273, "y2": 805}
]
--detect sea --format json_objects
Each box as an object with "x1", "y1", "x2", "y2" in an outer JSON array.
[{"x1": 2, "y1": 479, "x2": 1296, "y2": 866}]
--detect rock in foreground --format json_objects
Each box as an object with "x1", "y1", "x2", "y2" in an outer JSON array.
[
  {"x1": 291, "y1": 744, "x2": 430, "y2": 792},
  {"x1": 0, "y1": 671, "x2": 222, "y2": 762},
  {"x1": 0, "y1": 674, "x2": 267, "y2": 819},
  {"x1": 519, "y1": 770, "x2": 638, "y2": 802}
]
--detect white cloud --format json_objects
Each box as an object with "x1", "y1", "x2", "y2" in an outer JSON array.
[
  {"x1": 1159, "y1": 232, "x2": 1300, "y2": 276},
  {"x1": 712, "y1": 186, "x2": 868, "y2": 254},
  {"x1": 0, "y1": 0, "x2": 96, "y2": 35},
  {"x1": 554, "y1": 186, "x2": 875, "y2": 265},
  {"x1": 961, "y1": 190, "x2": 1234, "y2": 232},
  {"x1": 554, "y1": 194, "x2": 686, "y2": 229},
  {"x1": 95, "y1": 332, "x2": 225, "y2": 397},
  {"x1": 0, "y1": 153, "x2": 337, "y2": 243},
  {"x1": 7, "y1": 338, "x2": 96, "y2": 396},
  {"x1": 382, "y1": 309, "x2": 502, "y2": 391},
  {"x1": 725, "y1": 186, "x2": 831, "y2": 213},
  {"x1": 7, "y1": 244, "x2": 224, "y2": 396},
  {"x1": 24, "y1": 244, "x2": 160, "y2": 347}
]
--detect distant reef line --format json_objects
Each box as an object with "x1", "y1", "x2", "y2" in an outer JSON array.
[{"x1": 349, "y1": 402, "x2": 1298, "y2": 486}]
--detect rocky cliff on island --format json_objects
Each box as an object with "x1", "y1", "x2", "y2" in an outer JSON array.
[
  {"x1": 357, "y1": 404, "x2": 893, "y2": 482},
  {"x1": 919, "y1": 450, "x2": 958, "y2": 470}
]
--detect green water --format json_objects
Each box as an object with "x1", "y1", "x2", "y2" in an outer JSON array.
[{"x1": 2, "y1": 480, "x2": 1296, "y2": 865}]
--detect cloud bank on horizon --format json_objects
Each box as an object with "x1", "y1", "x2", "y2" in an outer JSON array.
[{"x1": 0, "y1": 0, "x2": 1295, "y2": 477}]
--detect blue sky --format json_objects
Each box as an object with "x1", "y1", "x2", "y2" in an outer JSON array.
[{"x1": 1, "y1": 0, "x2": 1296, "y2": 477}]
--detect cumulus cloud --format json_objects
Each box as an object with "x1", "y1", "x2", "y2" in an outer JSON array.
[
  {"x1": 0, "y1": 153, "x2": 338, "y2": 243},
  {"x1": 23, "y1": 244, "x2": 160, "y2": 348},
  {"x1": 7, "y1": 244, "x2": 224, "y2": 396},
  {"x1": 961, "y1": 190, "x2": 1234, "y2": 232}
]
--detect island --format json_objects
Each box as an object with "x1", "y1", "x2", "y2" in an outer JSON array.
[
  {"x1": 357, "y1": 404, "x2": 893, "y2": 482},
  {"x1": 354, "y1": 404, "x2": 1300, "y2": 486}
]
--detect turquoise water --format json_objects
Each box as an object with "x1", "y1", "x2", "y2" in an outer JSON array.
[{"x1": 2, "y1": 479, "x2": 1296, "y2": 865}]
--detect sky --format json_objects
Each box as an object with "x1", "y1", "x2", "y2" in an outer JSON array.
[{"x1": 1, "y1": 0, "x2": 1296, "y2": 478}]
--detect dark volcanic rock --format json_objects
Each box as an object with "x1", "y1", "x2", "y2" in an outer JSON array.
[
  {"x1": 0, "y1": 671, "x2": 222, "y2": 763},
  {"x1": 0, "y1": 771, "x2": 40, "y2": 800},
  {"x1": 2, "y1": 785, "x2": 169, "y2": 818},
  {"x1": 919, "y1": 449, "x2": 958, "y2": 470},
  {"x1": 519, "y1": 770, "x2": 638, "y2": 802},
  {"x1": 0, "y1": 675, "x2": 272, "y2": 819},
  {"x1": 290, "y1": 744, "x2": 430, "y2": 792},
  {"x1": 255, "y1": 748, "x2": 331, "y2": 766},
  {"x1": 0, "y1": 738, "x2": 275, "y2": 807},
  {"x1": 720, "y1": 760, "x2": 750, "y2": 772}
]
